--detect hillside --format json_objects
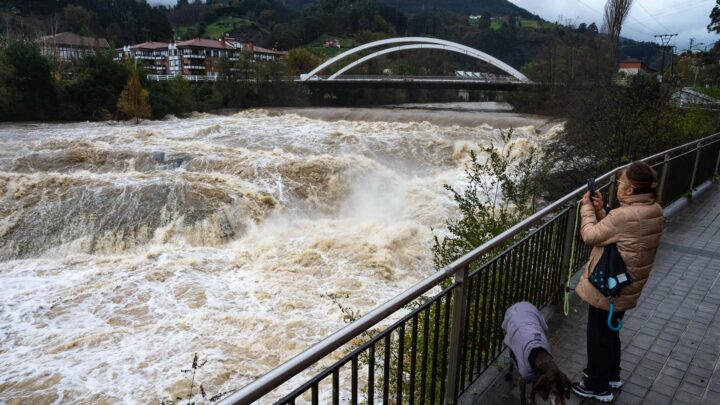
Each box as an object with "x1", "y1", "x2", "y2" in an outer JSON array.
[
  {"x1": 2, "y1": 0, "x2": 173, "y2": 46},
  {"x1": 381, "y1": 0, "x2": 535, "y2": 17},
  {"x1": 282, "y1": 0, "x2": 536, "y2": 17}
]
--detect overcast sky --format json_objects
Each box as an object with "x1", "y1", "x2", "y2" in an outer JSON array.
[
  {"x1": 148, "y1": 0, "x2": 718, "y2": 51},
  {"x1": 512, "y1": 0, "x2": 717, "y2": 51}
]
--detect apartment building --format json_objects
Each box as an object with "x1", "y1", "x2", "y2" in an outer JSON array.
[
  {"x1": 176, "y1": 38, "x2": 239, "y2": 77},
  {"x1": 38, "y1": 32, "x2": 110, "y2": 78},
  {"x1": 39, "y1": 32, "x2": 110, "y2": 61},
  {"x1": 117, "y1": 37, "x2": 286, "y2": 81},
  {"x1": 241, "y1": 42, "x2": 288, "y2": 62},
  {"x1": 119, "y1": 41, "x2": 171, "y2": 74}
]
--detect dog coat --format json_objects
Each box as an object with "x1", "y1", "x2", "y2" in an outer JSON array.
[{"x1": 502, "y1": 301, "x2": 551, "y2": 382}]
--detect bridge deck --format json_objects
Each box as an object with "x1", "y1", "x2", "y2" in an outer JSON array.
[
  {"x1": 298, "y1": 76, "x2": 537, "y2": 90},
  {"x1": 471, "y1": 182, "x2": 720, "y2": 405}
]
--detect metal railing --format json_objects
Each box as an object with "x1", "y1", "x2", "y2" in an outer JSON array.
[
  {"x1": 298, "y1": 75, "x2": 525, "y2": 83},
  {"x1": 221, "y1": 132, "x2": 720, "y2": 405},
  {"x1": 146, "y1": 74, "x2": 218, "y2": 82}
]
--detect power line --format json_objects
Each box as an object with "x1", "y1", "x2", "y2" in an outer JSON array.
[
  {"x1": 573, "y1": 0, "x2": 604, "y2": 22},
  {"x1": 632, "y1": 1, "x2": 709, "y2": 25},
  {"x1": 633, "y1": 0, "x2": 671, "y2": 33},
  {"x1": 620, "y1": 1, "x2": 671, "y2": 38},
  {"x1": 573, "y1": 0, "x2": 658, "y2": 38},
  {"x1": 620, "y1": 24, "x2": 656, "y2": 38}
]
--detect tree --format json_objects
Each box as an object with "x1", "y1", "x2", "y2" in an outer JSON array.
[
  {"x1": 555, "y1": 76, "x2": 690, "y2": 177},
  {"x1": 588, "y1": 22, "x2": 599, "y2": 35},
  {"x1": 0, "y1": 52, "x2": 15, "y2": 120},
  {"x1": 197, "y1": 21, "x2": 207, "y2": 37},
  {"x1": 1, "y1": 41, "x2": 57, "y2": 121},
  {"x1": 148, "y1": 76, "x2": 196, "y2": 118},
  {"x1": 602, "y1": 0, "x2": 633, "y2": 50},
  {"x1": 285, "y1": 48, "x2": 318, "y2": 76},
  {"x1": 63, "y1": 4, "x2": 92, "y2": 36},
  {"x1": 58, "y1": 51, "x2": 130, "y2": 121},
  {"x1": 117, "y1": 65, "x2": 152, "y2": 124},
  {"x1": 432, "y1": 129, "x2": 549, "y2": 270},
  {"x1": 709, "y1": 0, "x2": 720, "y2": 34},
  {"x1": 479, "y1": 12, "x2": 491, "y2": 29}
]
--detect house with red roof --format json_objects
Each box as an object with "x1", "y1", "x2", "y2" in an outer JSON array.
[{"x1": 618, "y1": 58, "x2": 655, "y2": 77}]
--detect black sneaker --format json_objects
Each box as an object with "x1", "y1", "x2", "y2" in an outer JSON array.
[
  {"x1": 582, "y1": 371, "x2": 624, "y2": 389},
  {"x1": 571, "y1": 381, "x2": 614, "y2": 402}
]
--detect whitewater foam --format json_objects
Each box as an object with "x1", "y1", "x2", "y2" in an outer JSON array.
[{"x1": 0, "y1": 107, "x2": 558, "y2": 403}]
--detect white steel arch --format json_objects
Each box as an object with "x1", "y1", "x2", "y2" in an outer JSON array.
[
  {"x1": 328, "y1": 44, "x2": 490, "y2": 79},
  {"x1": 300, "y1": 37, "x2": 529, "y2": 82}
]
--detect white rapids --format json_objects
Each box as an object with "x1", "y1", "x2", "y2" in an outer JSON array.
[{"x1": 0, "y1": 107, "x2": 561, "y2": 404}]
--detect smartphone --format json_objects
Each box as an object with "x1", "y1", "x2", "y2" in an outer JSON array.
[{"x1": 587, "y1": 178, "x2": 596, "y2": 200}]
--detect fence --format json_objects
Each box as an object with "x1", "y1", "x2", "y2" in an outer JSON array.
[
  {"x1": 146, "y1": 74, "x2": 219, "y2": 82},
  {"x1": 220, "y1": 132, "x2": 720, "y2": 405}
]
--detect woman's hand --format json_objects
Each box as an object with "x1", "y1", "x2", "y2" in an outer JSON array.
[
  {"x1": 582, "y1": 191, "x2": 592, "y2": 206},
  {"x1": 582, "y1": 191, "x2": 604, "y2": 212}
]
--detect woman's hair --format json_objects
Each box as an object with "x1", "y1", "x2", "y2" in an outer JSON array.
[{"x1": 620, "y1": 161, "x2": 660, "y2": 203}]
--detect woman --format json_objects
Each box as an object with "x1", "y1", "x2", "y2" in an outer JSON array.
[{"x1": 571, "y1": 161, "x2": 664, "y2": 402}]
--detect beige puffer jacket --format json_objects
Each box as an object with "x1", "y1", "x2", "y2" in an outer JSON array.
[{"x1": 575, "y1": 193, "x2": 663, "y2": 312}]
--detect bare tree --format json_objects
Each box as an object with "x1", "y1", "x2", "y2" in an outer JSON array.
[{"x1": 602, "y1": 0, "x2": 633, "y2": 49}]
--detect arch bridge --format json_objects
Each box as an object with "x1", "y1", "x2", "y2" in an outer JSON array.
[{"x1": 298, "y1": 37, "x2": 533, "y2": 89}]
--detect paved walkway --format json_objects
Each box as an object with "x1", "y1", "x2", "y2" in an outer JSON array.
[{"x1": 472, "y1": 182, "x2": 720, "y2": 405}]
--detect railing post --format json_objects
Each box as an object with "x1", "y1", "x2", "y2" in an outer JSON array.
[
  {"x1": 657, "y1": 153, "x2": 670, "y2": 200},
  {"x1": 556, "y1": 201, "x2": 579, "y2": 303},
  {"x1": 689, "y1": 141, "x2": 703, "y2": 200},
  {"x1": 607, "y1": 177, "x2": 617, "y2": 209},
  {"x1": 445, "y1": 264, "x2": 470, "y2": 404}
]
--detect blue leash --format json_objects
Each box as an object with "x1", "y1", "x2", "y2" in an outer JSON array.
[{"x1": 607, "y1": 298, "x2": 622, "y2": 331}]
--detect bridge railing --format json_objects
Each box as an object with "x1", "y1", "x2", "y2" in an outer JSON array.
[
  {"x1": 220, "y1": 131, "x2": 720, "y2": 405},
  {"x1": 299, "y1": 75, "x2": 524, "y2": 83}
]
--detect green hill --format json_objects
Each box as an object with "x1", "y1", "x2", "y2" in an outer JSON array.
[
  {"x1": 282, "y1": 0, "x2": 536, "y2": 17},
  {"x1": 381, "y1": 0, "x2": 535, "y2": 17}
]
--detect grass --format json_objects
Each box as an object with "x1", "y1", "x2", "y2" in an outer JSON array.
[
  {"x1": 175, "y1": 16, "x2": 269, "y2": 40},
  {"x1": 691, "y1": 86, "x2": 720, "y2": 100},
  {"x1": 521, "y1": 19, "x2": 559, "y2": 29},
  {"x1": 488, "y1": 18, "x2": 560, "y2": 31},
  {"x1": 304, "y1": 35, "x2": 359, "y2": 57}
]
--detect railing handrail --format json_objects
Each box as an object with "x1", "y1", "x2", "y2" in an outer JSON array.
[
  {"x1": 220, "y1": 130, "x2": 720, "y2": 405},
  {"x1": 298, "y1": 75, "x2": 526, "y2": 83}
]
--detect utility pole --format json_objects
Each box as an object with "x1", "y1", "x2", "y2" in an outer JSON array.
[
  {"x1": 654, "y1": 33, "x2": 677, "y2": 79},
  {"x1": 692, "y1": 65, "x2": 700, "y2": 86},
  {"x1": 669, "y1": 45, "x2": 676, "y2": 77}
]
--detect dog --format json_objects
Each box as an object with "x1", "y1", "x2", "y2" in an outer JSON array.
[{"x1": 502, "y1": 302, "x2": 572, "y2": 405}]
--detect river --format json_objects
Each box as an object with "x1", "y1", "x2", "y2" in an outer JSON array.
[{"x1": 0, "y1": 105, "x2": 560, "y2": 404}]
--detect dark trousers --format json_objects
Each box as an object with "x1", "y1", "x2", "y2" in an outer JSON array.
[{"x1": 585, "y1": 304, "x2": 625, "y2": 391}]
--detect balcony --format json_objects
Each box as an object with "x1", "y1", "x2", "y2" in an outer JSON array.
[{"x1": 135, "y1": 55, "x2": 165, "y2": 61}]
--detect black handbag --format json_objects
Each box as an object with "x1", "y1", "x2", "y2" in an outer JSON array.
[{"x1": 589, "y1": 244, "x2": 632, "y2": 331}]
